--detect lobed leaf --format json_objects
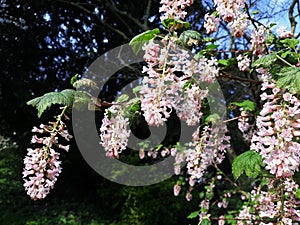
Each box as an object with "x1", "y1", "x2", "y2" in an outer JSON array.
[
  {"x1": 276, "y1": 67, "x2": 300, "y2": 95},
  {"x1": 252, "y1": 52, "x2": 277, "y2": 67},
  {"x1": 179, "y1": 30, "x2": 202, "y2": 47},
  {"x1": 280, "y1": 38, "x2": 299, "y2": 49},
  {"x1": 27, "y1": 89, "x2": 76, "y2": 117},
  {"x1": 232, "y1": 150, "x2": 264, "y2": 180}
]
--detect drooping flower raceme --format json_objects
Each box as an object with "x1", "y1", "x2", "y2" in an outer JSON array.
[
  {"x1": 100, "y1": 105, "x2": 131, "y2": 158},
  {"x1": 251, "y1": 69, "x2": 300, "y2": 178},
  {"x1": 159, "y1": 0, "x2": 193, "y2": 21},
  {"x1": 236, "y1": 54, "x2": 251, "y2": 72},
  {"x1": 250, "y1": 25, "x2": 268, "y2": 56},
  {"x1": 23, "y1": 115, "x2": 72, "y2": 200},
  {"x1": 208, "y1": 0, "x2": 248, "y2": 37},
  {"x1": 204, "y1": 13, "x2": 220, "y2": 34},
  {"x1": 184, "y1": 122, "x2": 231, "y2": 184},
  {"x1": 237, "y1": 178, "x2": 300, "y2": 224}
]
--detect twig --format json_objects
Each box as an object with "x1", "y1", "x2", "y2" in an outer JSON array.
[
  {"x1": 289, "y1": 0, "x2": 298, "y2": 35},
  {"x1": 56, "y1": 0, "x2": 130, "y2": 41},
  {"x1": 219, "y1": 71, "x2": 262, "y2": 84}
]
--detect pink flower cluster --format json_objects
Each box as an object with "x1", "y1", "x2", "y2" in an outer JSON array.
[
  {"x1": 159, "y1": 0, "x2": 193, "y2": 21},
  {"x1": 276, "y1": 26, "x2": 293, "y2": 39},
  {"x1": 206, "y1": 0, "x2": 249, "y2": 37},
  {"x1": 238, "y1": 178, "x2": 300, "y2": 224},
  {"x1": 185, "y1": 122, "x2": 230, "y2": 184},
  {"x1": 237, "y1": 108, "x2": 254, "y2": 141},
  {"x1": 250, "y1": 25, "x2": 268, "y2": 56},
  {"x1": 100, "y1": 105, "x2": 131, "y2": 158},
  {"x1": 251, "y1": 72, "x2": 300, "y2": 178},
  {"x1": 204, "y1": 14, "x2": 220, "y2": 34},
  {"x1": 140, "y1": 40, "x2": 218, "y2": 127},
  {"x1": 23, "y1": 121, "x2": 72, "y2": 200},
  {"x1": 236, "y1": 55, "x2": 251, "y2": 72},
  {"x1": 173, "y1": 122, "x2": 230, "y2": 186}
]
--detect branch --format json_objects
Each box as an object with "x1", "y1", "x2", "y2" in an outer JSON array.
[
  {"x1": 143, "y1": 0, "x2": 152, "y2": 30},
  {"x1": 103, "y1": 0, "x2": 135, "y2": 36},
  {"x1": 56, "y1": 0, "x2": 130, "y2": 41},
  {"x1": 289, "y1": 0, "x2": 298, "y2": 35},
  {"x1": 106, "y1": 0, "x2": 148, "y2": 31},
  {"x1": 219, "y1": 71, "x2": 262, "y2": 84}
]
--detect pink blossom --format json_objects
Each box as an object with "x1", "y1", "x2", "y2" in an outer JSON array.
[
  {"x1": 237, "y1": 55, "x2": 251, "y2": 71},
  {"x1": 100, "y1": 105, "x2": 131, "y2": 158}
]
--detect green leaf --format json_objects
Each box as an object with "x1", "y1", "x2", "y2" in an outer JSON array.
[
  {"x1": 27, "y1": 89, "x2": 76, "y2": 117},
  {"x1": 129, "y1": 101, "x2": 140, "y2": 112},
  {"x1": 230, "y1": 100, "x2": 256, "y2": 111},
  {"x1": 116, "y1": 94, "x2": 129, "y2": 103},
  {"x1": 70, "y1": 74, "x2": 79, "y2": 85},
  {"x1": 295, "y1": 189, "x2": 300, "y2": 199},
  {"x1": 252, "y1": 52, "x2": 277, "y2": 67},
  {"x1": 202, "y1": 37, "x2": 216, "y2": 43},
  {"x1": 218, "y1": 58, "x2": 235, "y2": 67},
  {"x1": 280, "y1": 38, "x2": 299, "y2": 49},
  {"x1": 187, "y1": 210, "x2": 200, "y2": 219},
  {"x1": 276, "y1": 67, "x2": 300, "y2": 94},
  {"x1": 179, "y1": 30, "x2": 202, "y2": 47},
  {"x1": 265, "y1": 33, "x2": 276, "y2": 45},
  {"x1": 200, "y1": 218, "x2": 211, "y2": 225},
  {"x1": 281, "y1": 51, "x2": 291, "y2": 59},
  {"x1": 129, "y1": 28, "x2": 160, "y2": 54},
  {"x1": 252, "y1": 10, "x2": 259, "y2": 15},
  {"x1": 72, "y1": 78, "x2": 98, "y2": 90},
  {"x1": 132, "y1": 85, "x2": 142, "y2": 94},
  {"x1": 162, "y1": 18, "x2": 190, "y2": 30},
  {"x1": 268, "y1": 23, "x2": 277, "y2": 28},
  {"x1": 73, "y1": 91, "x2": 93, "y2": 111},
  {"x1": 232, "y1": 150, "x2": 264, "y2": 180},
  {"x1": 205, "y1": 44, "x2": 218, "y2": 50},
  {"x1": 205, "y1": 114, "x2": 220, "y2": 124}
]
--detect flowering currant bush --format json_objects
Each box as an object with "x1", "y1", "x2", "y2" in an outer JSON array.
[{"x1": 25, "y1": 0, "x2": 300, "y2": 224}]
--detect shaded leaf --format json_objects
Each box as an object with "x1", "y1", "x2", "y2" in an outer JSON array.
[
  {"x1": 73, "y1": 91, "x2": 93, "y2": 111},
  {"x1": 179, "y1": 30, "x2": 202, "y2": 47},
  {"x1": 187, "y1": 210, "x2": 200, "y2": 219},
  {"x1": 27, "y1": 89, "x2": 76, "y2": 117}
]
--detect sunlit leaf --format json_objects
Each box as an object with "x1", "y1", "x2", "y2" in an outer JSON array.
[
  {"x1": 129, "y1": 28, "x2": 160, "y2": 54},
  {"x1": 230, "y1": 100, "x2": 256, "y2": 111},
  {"x1": 252, "y1": 52, "x2": 277, "y2": 67},
  {"x1": 27, "y1": 89, "x2": 76, "y2": 117},
  {"x1": 232, "y1": 150, "x2": 264, "y2": 180},
  {"x1": 187, "y1": 210, "x2": 200, "y2": 219},
  {"x1": 276, "y1": 67, "x2": 300, "y2": 94},
  {"x1": 72, "y1": 78, "x2": 98, "y2": 90}
]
